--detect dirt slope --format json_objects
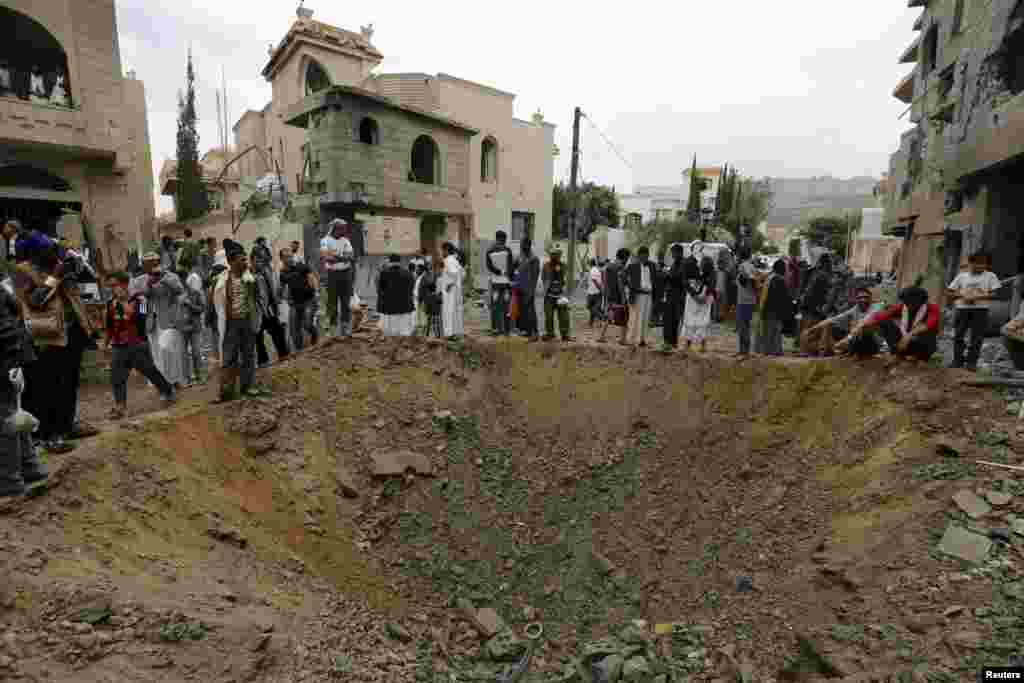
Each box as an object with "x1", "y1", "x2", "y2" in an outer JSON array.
[{"x1": 1, "y1": 336, "x2": 1022, "y2": 682}]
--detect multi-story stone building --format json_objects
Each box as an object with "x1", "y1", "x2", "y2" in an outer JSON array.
[
  {"x1": 231, "y1": 6, "x2": 555, "y2": 294},
  {"x1": 0, "y1": 0, "x2": 155, "y2": 268},
  {"x1": 883, "y1": 0, "x2": 1024, "y2": 300}
]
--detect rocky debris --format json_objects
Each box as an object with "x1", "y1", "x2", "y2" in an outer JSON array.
[
  {"x1": 371, "y1": 450, "x2": 434, "y2": 477},
  {"x1": 952, "y1": 490, "x2": 992, "y2": 519},
  {"x1": 385, "y1": 622, "x2": 412, "y2": 643},
  {"x1": 937, "y1": 523, "x2": 993, "y2": 563},
  {"x1": 246, "y1": 438, "x2": 276, "y2": 456},
  {"x1": 1012, "y1": 517, "x2": 1024, "y2": 536},
  {"x1": 206, "y1": 522, "x2": 248, "y2": 548},
  {"x1": 225, "y1": 411, "x2": 279, "y2": 438},
  {"x1": 985, "y1": 490, "x2": 1013, "y2": 507},
  {"x1": 466, "y1": 606, "x2": 505, "y2": 639},
  {"x1": 485, "y1": 629, "x2": 526, "y2": 662},
  {"x1": 591, "y1": 550, "x2": 616, "y2": 576},
  {"x1": 934, "y1": 437, "x2": 968, "y2": 458},
  {"x1": 335, "y1": 465, "x2": 359, "y2": 498}
]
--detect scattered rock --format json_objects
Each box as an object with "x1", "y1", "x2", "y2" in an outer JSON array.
[
  {"x1": 736, "y1": 575, "x2": 754, "y2": 593},
  {"x1": 593, "y1": 654, "x2": 624, "y2": 683},
  {"x1": 937, "y1": 524, "x2": 992, "y2": 564},
  {"x1": 471, "y1": 607, "x2": 506, "y2": 639},
  {"x1": 904, "y1": 616, "x2": 943, "y2": 634},
  {"x1": 335, "y1": 466, "x2": 359, "y2": 498},
  {"x1": 943, "y1": 605, "x2": 966, "y2": 618},
  {"x1": 952, "y1": 490, "x2": 992, "y2": 519},
  {"x1": 385, "y1": 622, "x2": 412, "y2": 643},
  {"x1": 622, "y1": 655, "x2": 652, "y2": 682},
  {"x1": 486, "y1": 630, "x2": 526, "y2": 662},
  {"x1": 371, "y1": 450, "x2": 434, "y2": 477},
  {"x1": 1012, "y1": 518, "x2": 1024, "y2": 536},
  {"x1": 945, "y1": 630, "x2": 983, "y2": 652},
  {"x1": 592, "y1": 551, "x2": 615, "y2": 575},
  {"x1": 207, "y1": 524, "x2": 247, "y2": 548},
  {"x1": 934, "y1": 437, "x2": 967, "y2": 458},
  {"x1": 246, "y1": 438, "x2": 276, "y2": 456},
  {"x1": 991, "y1": 528, "x2": 1013, "y2": 543},
  {"x1": 986, "y1": 490, "x2": 1013, "y2": 507},
  {"x1": 226, "y1": 412, "x2": 278, "y2": 438},
  {"x1": 249, "y1": 633, "x2": 272, "y2": 653}
]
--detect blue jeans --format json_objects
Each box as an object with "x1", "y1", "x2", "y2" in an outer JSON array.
[{"x1": 736, "y1": 303, "x2": 755, "y2": 354}]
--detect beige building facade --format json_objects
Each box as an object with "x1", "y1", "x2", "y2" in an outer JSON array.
[
  {"x1": 232, "y1": 7, "x2": 555, "y2": 292},
  {"x1": 0, "y1": 0, "x2": 155, "y2": 269}
]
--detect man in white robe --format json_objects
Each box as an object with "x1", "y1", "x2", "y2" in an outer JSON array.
[{"x1": 439, "y1": 243, "x2": 465, "y2": 339}]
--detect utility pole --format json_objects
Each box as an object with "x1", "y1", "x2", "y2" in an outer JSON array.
[{"x1": 567, "y1": 107, "x2": 582, "y2": 289}]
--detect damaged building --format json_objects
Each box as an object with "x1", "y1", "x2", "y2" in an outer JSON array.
[
  {"x1": 884, "y1": 0, "x2": 1024, "y2": 304},
  {"x1": 232, "y1": 6, "x2": 555, "y2": 299}
]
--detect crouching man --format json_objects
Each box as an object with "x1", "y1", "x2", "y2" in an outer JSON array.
[
  {"x1": 845, "y1": 285, "x2": 941, "y2": 362},
  {"x1": 810, "y1": 287, "x2": 883, "y2": 357},
  {"x1": 0, "y1": 272, "x2": 47, "y2": 498}
]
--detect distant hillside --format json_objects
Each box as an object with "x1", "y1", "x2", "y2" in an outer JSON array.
[{"x1": 764, "y1": 176, "x2": 879, "y2": 227}]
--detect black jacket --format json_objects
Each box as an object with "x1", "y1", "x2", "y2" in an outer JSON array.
[
  {"x1": 516, "y1": 253, "x2": 541, "y2": 297},
  {"x1": 378, "y1": 265, "x2": 415, "y2": 315},
  {"x1": 663, "y1": 260, "x2": 686, "y2": 300},
  {"x1": 625, "y1": 261, "x2": 660, "y2": 303},
  {"x1": 0, "y1": 281, "x2": 33, "y2": 378},
  {"x1": 763, "y1": 274, "x2": 794, "y2": 321},
  {"x1": 280, "y1": 263, "x2": 316, "y2": 304},
  {"x1": 604, "y1": 261, "x2": 627, "y2": 306},
  {"x1": 801, "y1": 268, "x2": 831, "y2": 316}
]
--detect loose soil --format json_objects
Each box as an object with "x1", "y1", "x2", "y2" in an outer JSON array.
[{"x1": 2, "y1": 333, "x2": 1023, "y2": 682}]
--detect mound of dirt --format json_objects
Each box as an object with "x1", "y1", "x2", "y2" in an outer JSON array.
[{"x1": 2, "y1": 337, "x2": 1023, "y2": 682}]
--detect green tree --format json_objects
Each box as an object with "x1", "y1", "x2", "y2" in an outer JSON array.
[
  {"x1": 686, "y1": 156, "x2": 705, "y2": 217},
  {"x1": 796, "y1": 210, "x2": 862, "y2": 259},
  {"x1": 552, "y1": 181, "x2": 620, "y2": 241},
  {"x1": 788, "y1": 238, "x2": 802, "y2": 258},
  {"x1": 761, "y1": 242, "x2": 781, "y2": 255},
  {"x1": 630, "y1": 218, "x2": 701, "y2": 260},
  {"x1": 175, "y1": 51, "x2": 208, "y2": 222}
]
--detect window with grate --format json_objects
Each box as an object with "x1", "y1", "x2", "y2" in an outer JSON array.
[{"x1": 510, "y1": 211, "x2": 534, "y2": 242}]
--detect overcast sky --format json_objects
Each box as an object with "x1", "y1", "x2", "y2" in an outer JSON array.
[{"x1": 115, "y1": 0, "x2": 921, "y2": 214}]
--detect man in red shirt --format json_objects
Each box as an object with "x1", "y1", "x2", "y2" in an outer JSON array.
[
  {"x1": 851, "y1": 285, "x2": 941, "y2": 362},
  {"x1": 105, "y1": 272, "x2": 175, "y2": 419}
]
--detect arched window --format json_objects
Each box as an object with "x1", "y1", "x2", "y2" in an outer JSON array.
[
  {"x1": 304, "y1": 59, "x2": 331, "y2": 96},
  {"x1": 358, "y1": 117, "x2": 380, "y2": 145},
  {"x1": 0, "y1": 8, "x2": 72, "y2": 106},
  {"x1": 481, "y1": 136, "x2": 498, "y2": 183},
  {"x1": 0, "y1": 164, "x2": 72, "y2": 192},
  {"x1": 410, "y1": 135, "x2": 440, "y2": 185}
]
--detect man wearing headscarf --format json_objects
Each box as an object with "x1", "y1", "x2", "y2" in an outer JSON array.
[
  {"x1": 851, "y1": 285, "x2": 941, "y2": 362},
  {"x1": 320, "y1": 219, "x2": 356, "y2": 336},
  {"x1": 130, "y1": 251, "x2": 184, "y2": 381}
]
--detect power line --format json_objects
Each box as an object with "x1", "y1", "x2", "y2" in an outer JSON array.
[{"x1": 580, "y1": 112, "x2": 634, "y2": 172}]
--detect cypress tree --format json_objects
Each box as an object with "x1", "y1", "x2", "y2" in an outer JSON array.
[
  {"x1": 686, "y1": 155, "x2": 701, "y2": 218},
  {"x1": 175, "y1": 50, "x2": 208, "y2": 222}
]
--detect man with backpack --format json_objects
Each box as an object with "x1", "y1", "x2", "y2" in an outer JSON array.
[{"x1": 279, "y1": 248, "x2": 319, "y2": 351}]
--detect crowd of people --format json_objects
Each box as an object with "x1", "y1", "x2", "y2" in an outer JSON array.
[{"x1": 1, "y1": 207, "x2": 1014, "y2": 499}]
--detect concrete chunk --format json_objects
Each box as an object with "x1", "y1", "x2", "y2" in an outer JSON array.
[
  {"x1": 371, "y1": 450, "x2": 434, "y2": 477},
  {"x1": 938, "y1": 524, "x2": 993, "y2": 564},
  {"x1": 953, "y1": 490, "x2": 991, "y2": 519}
]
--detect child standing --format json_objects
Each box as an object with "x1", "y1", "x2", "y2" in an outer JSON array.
[
  {"x1": 105, "y1": 272, "x2": 175, "y2": 419},
  {"x1": 946, "y1": 252, "x2": 1003, "y2": 371}
]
